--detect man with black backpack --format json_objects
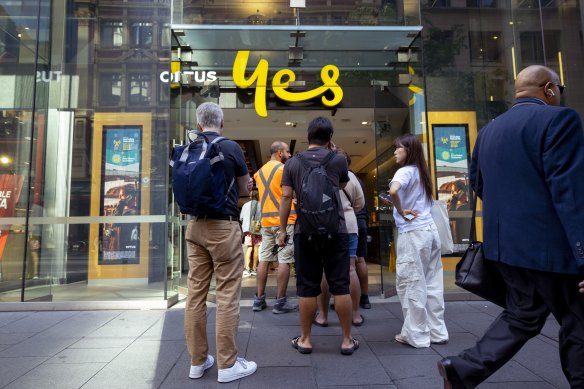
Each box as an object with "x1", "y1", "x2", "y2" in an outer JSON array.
[
  {"x1": 175, "y1": 102, "x2": 257, "y2": 383},
  {"x1": 277, "y1": 116, "x2": 359, "y2": 356}
]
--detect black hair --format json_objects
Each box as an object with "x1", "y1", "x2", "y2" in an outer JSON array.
[
  {"x1": 394, "y1": 134, "x2": 433, "y2": 203},
  {"x1": 307, "y1": 117, "x2": 334, "y2": 146}
]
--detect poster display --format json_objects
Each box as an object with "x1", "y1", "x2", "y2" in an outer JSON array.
[
  {"x1": 0, "y1": 174, "x2": 24, "y2": 260},
  {"x1": 432, "y1": 124, "x2": 471, "y2": 246},
  {"x1": 99, "y1": 126, "x2": 142, "y2": 264}
]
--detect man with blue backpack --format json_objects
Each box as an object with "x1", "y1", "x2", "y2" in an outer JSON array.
[
  {"x1": 277, "y1": 116, "x2": 359, "y2": 356},
  {"x1": 171, "y1": 102, "x2": 257, "y2": 383}
]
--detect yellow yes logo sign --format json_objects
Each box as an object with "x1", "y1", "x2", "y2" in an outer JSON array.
[{"x1": 232, "y1": 51, "x2": 343, "y2": 118}]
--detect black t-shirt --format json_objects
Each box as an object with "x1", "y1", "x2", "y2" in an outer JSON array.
[
  {"x1": 200, "y1": 131, "x2": 248, "y2": 218},
  {"x1": 282, "y1": 147, "x2": 350, "y2": 234}
]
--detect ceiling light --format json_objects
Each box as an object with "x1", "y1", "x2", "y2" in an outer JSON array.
[
  {"x1": 361, "y1": 121, "x2": 368, "y2": 125},
  {"x1": 0, "y1": 156, "x2": 11, "y2": 165}
]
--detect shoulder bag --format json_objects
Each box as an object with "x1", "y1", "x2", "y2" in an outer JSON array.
[{"x1": 455, "y1": 163, "x2": 507, "y2": 308}]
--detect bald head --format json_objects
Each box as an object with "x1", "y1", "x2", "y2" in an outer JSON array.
[
  {"x1": 515, "y1": 65, "x2": 561, "y2": 106},
  {"x1": 270, "y1": 141, "x2": 291, "y2": 163}
]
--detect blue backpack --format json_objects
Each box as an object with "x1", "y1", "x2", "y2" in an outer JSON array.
[{"x1": 170, "y1": 132, "x2": 235, "y2": 215}]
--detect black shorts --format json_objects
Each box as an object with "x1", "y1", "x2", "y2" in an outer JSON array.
[
  {"x1": 356, "y1": 228, "x2": 368, "y2": 258},
  {"x1": 294, "y1": 233, "x2": 350, "y2": 298}
]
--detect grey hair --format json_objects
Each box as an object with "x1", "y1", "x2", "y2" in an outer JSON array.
[{"x1": 196, "y1": 102, "x2": 223, "y2": 129}]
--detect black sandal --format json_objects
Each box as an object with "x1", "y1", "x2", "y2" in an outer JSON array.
[
  {"x1": 291, "y1": 336, "x2": 313, "y2": 354},
  {"x1": 340, "y1": 338, "x2": 359, "y2": 355}
]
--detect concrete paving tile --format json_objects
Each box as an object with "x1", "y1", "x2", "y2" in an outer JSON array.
[
  {"x1": 160, "y1": 349, "x2": 237, "y2": 389},
  {"x1": 140, "y1": 309, "x2": 185, "y2": 341},
  {"x1": 356, "y1": 317, "x2": 403, "y2": 342},
  {"x1": 4, "y1": 362, "x2": 106, "y2": 389},
  {"x1": 0, "y1": 332, "x2": 35, "y2": 345},
  {"x1": 239, "y1": 366, "x2": 317, "y2": 389},
  {"x1": 45, "y1": 347, "x2": 124, "y2": 364},
  {"x1": 309, "y1": 335, "x2": 393, "y2": 387},
  {"x1": 0, "y1": 344, "x2": 10, "y2": 352},
  {"x1": 378, "y1": 354, "x2": 442, "y2": 383},
  {"x1": 486, "y1": 360, "x2": 546, "y2": 383},
  {"x1": 0, "y1": 312, "x2": 34, "y2": 327},
  {"x1": 445, "y1": 312, "x2": 496, "y2": 337},
  {"x1": 81, "y1": 340, "x2": 186, "y2": 389},
  {"x1": 540, "y1": 318, "x2": 560, "y2": 342},
  {"x1": 0, "y1": 335, "x2": 78, "y2": 357},
  {"x1": 247, "y1": 331, "x2": 313, "y2": 368},
  {"x1": 35, "y1": 311, "x2": 121, "y2": 339},
  {"x1": 0, "y1": 356, "x2": 48, "y2": 387},
  {"x1": 368, "y1": 340, "x2": 438, "y2": 356},
  {"x1": 69, "y1": 336, "x2": 137, "y2": 349},
  {"x1": 443, "y1": 318, "x2": 468, "y2": 333},
  {"x1": 0, "y1": 311, "x2": 77, "y2": 334},
  {"x1": 428, "y1": 332, "x2": 479, "y2": 358},
  {"x1": 444, "y1": 301, "x2": 483, "y2": 314},
  {"x1": 465, "y1": 301, "x2": 504, "y2": 317},
  {"x1": 480, "y1": 382, "x2": 559, "y2": 389},
  {"x1": 514, "y1": 337, "x2": 569, "y2": 388},
  {"x1": 393, "y1": 376, "x2": 444, "y2": 389},
  {"x1": 85, "y1": 310, "x2": 165, "y2": 338},
  {"x1": 321, "y1": 386, "x2": 397, "y2": 389}
]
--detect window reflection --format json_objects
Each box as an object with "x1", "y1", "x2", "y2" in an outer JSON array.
[
  {"x1": 130, "y1": 22, "x2": 153, "y2": 49},
  {"x1": 99, "y1": 73, "x2": 122, "y2": 105},
  {"x1": 129, "y1": 74, "x2": 151, "y2": 105},
  {"x1": 101, "y1": 21, "x2": 123, "y2": 48}
]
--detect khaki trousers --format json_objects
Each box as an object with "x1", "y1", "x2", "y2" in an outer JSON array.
[{"x1": 184, "y1": 218, "x2": 243, "y2": 369}]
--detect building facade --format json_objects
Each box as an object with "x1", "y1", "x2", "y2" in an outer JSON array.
[{"x1": 0, "y1": 0, "x2": 582, "y2": 307}]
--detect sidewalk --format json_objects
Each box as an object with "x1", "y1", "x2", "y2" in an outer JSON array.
[{"x1": 0, "y1": 300, "x2": 568, "y2": 389}]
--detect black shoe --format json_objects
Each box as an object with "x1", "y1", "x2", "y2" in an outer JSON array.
[
  {"x1": 359, "y1": 295, "x2": 371, "y2": 309},
  {"x1": 437, "y1": 358, "x2": 467, "y2": 389}
]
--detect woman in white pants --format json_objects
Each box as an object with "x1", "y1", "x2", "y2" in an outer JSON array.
[{"x1": 387, "y1": 134, "x2": 448, "y2": 348}]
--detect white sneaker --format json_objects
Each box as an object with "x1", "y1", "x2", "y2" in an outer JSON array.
[
  {"x1": 189, "y1": 355, "x2": 214, "y2": 379},
  {"x1": 242, "y1": 270, "x2": 251, "y2": 277},
  {"x1": 217, "y1": 357, "x2": 257, "y2": 383}
]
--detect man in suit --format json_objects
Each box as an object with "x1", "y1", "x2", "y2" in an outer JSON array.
[{"x1": 437, "y1": 65, "x2": 584, "y2": 388}]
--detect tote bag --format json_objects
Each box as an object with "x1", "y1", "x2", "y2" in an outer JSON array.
[{"x1": 431, "y1": 200, "x2": 454, "y2": 255}]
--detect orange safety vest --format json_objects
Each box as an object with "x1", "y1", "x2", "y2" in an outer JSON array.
[{"x1": 253, "y1": 160, "x2": 296, "y2": 227}]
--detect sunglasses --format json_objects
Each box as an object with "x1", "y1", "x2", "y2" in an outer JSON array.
[{"x1": 540, "y1": 82, "x2": 565, "y2": 95}]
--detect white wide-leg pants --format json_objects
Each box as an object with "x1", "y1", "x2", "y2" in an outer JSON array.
[{"x1": 396, "y1": 223, "x2": 449, "y2": 348}]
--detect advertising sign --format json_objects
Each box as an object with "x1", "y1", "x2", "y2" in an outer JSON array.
[
  {"x1": 99, "y1": 126, "x2": 142, "y2": 264},
  {"x1": 0, "y1": 174, "x2": 24, "y2": 260}
]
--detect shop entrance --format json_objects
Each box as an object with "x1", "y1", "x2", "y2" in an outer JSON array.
[{"x1": 168, "y1": 25, "x2": 424, "y2": 300}]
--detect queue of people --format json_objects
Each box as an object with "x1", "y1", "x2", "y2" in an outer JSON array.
[{"x1": 178, "y1": 63, "x2": 584, "y2": 387}]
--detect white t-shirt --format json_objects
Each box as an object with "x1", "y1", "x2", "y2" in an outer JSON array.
[{"x1": 390, "y1": 165, "x2": 433, "y2": 233}]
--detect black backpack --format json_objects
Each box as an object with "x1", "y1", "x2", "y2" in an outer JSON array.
[
  {"x1": 170, "y1": 132, "x2": 234, "y2": 215},
  {"x1": 296, "y1": 151, "x2": 340, "y2": 237}
]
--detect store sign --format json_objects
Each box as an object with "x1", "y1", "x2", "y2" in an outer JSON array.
[
  {"x1": 159, "y1": 70, "x2": 217, "y2": 83},
  {"x1": 233, "y1": 50, "x2": 343, "y2": 118},
  {"x1": 36, "y1": 71, "x2": 62, "y2": 82}
]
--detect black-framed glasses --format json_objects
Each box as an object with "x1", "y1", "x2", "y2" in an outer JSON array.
[{"x1": 540, "y1": 82, "x2": 565, "y2": 95}]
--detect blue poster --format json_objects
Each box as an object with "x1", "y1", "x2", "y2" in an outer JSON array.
[
  {"x1": 434, "y1": 126, "x2": 468, "y2": 169},
  {"x1": 100, "y1": 126, "x2": 142, "y2": 265}
]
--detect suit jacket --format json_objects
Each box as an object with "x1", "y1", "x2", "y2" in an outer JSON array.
[{"x1": 470, "y1": 97, "x2": 584, "y2": 275}]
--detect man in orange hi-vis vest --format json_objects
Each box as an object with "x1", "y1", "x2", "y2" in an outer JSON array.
[{"x1": 252, "y1": 141, "x2": 298, "y2": 314}]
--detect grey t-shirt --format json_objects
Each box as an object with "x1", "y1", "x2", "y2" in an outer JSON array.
[{"x1": 282, "y1": 147, "x2": 350, "y2": 234}]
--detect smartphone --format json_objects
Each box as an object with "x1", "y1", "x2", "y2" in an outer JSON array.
[
  {"x1": 379, "y1": 192, "x2": 392, "y2": 204},
  {"x1": 403, "y1": 214, "x2": 415, "y2": 221}
]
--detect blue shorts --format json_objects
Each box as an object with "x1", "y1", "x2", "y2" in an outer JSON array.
[{"x1": 348, "y1": 233, "x2": 358, "y2": 256}]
